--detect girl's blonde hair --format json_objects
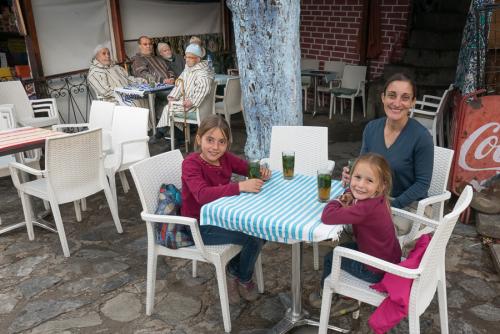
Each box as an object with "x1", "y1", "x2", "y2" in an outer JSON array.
[
  {"x1": 351, "y1": 153, "x2": 392, "y2": 203},
  {"x1": 195, "y1": 115, "x2": 232, "y2": 150}
]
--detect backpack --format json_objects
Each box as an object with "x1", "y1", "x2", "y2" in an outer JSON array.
[{"x1": 154, "y1": 184, "x2": 194, "y2": 249}]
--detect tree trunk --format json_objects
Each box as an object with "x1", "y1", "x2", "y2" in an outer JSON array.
[{"x1": 227, "y1": 0, "x2": 302, "y2": 159}]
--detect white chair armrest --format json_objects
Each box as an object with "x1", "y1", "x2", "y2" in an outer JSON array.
[
  {"x1": 422, "y1": 94, "x2": 441, "y2": 104},
  {"x1": 32, "y1": 98, "x2": 57, "y2": 104},
  {"x1": 333, "y1": 246, "x2": 421, "y2": 279},
  {"x1": 391, "y1": 207, "x2": 440, "y2": 230},
  {"x1": 52, "y1": 123, "x2": 89, "y2": 131},
  {"x1": 8, "y1": 161, "x2": 44, "y2": 176},
  {"x1": 414, "y1": 100, "x2": 439, "y2": 110},
  {"x1": 416, "y1": 191, "x2": 451, "y2": 215}
]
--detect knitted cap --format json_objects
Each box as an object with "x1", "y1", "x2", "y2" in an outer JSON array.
[{"x1": 185, "y1": 44, "x2": 203, "y2": 58}]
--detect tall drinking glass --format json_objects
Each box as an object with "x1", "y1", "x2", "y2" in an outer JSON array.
[
  {"x1": 282, "y1": 151, "x2": 295, "y2": 180},
  {"x1": 248, "y1": 159, "x2": 261, "y2": 179},
  {"x1": 317, "y1": 169, "x2": 332, "y2": 202}
]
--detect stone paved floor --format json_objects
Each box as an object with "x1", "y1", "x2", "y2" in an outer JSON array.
[{"x1": 1, "y1": 110, "x2": 499, "y2": 333}]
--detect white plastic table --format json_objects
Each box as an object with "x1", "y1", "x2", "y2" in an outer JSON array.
[{"x1": 201, "y1": 171, "x2": 347, "y2": 333}]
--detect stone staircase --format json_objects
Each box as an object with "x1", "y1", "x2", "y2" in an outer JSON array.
[{"x1": 383, "y1": 0, "x2": 471, "y2": 98}]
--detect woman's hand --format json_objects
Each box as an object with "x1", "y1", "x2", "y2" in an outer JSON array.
[
  {"x1": 341, "y1": 166, "x2": 351, "y2": 187},
  {"x1": 239, "y1": 179, "x2": 264, "y2": 193},
  {"x1": 260, "y1": 166, "x2": 272, "y2": 181}
]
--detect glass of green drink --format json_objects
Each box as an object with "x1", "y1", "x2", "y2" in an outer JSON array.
[
  {"x1": 248, "y1": 159, "x2": 261, "y2": 179},
  {"x1": 282, "y1": 151, "x2": 295, "y2": 180},
  {"x1": 317, "y1": 169, "x2": 332, "y2": 202}
]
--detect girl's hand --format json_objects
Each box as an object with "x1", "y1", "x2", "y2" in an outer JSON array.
[
  {"x1": 260, "y1": 167, "x2": 272, "y2": 181},
  {"x1": 341, "y1": 166, "x2": 351, "y2": 187},
  {"x1": 338, "y1": 192, "x2": 354, "y2": 207},
  {"x1": 239, "y1": 179, "x2": 264, "y2": 193}
]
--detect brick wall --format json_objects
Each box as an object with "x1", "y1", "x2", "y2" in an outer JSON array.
[{"x1": 300, "y1": 0, "x2": 411, "y2": 79}]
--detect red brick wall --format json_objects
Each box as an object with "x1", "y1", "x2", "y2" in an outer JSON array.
[{"x1": 300, "y1": 0, "x2": 411, "y2": 79}]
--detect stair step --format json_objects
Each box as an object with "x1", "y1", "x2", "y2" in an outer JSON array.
[
  {"x1": 401, "y1": 48, "x2": 459, "y2": 68},
  {"x1": 408, "y1": 29, "x2": 463, "y2": 50},
  {"x1": 383, "y1": 64, "x2": 455, "y2": 88},
  {"x1": 412, "y1": 12, "x2": 467, "y2": 32}
]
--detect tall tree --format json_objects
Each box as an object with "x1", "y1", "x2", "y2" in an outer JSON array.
[{"x1": 227, "y1": 0, "x2": 302, "y2": 159}]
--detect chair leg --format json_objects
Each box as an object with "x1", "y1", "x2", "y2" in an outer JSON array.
[
  {"x1": 255, "y1": 253, "x2": 264, "y2": 293},
  {"x1": 170, "y1": 120, "x2": 175, "y2": 151},
  {"x1": 329, "y1": 94, "x2": 334, "y2": 119},
  {"x1": 192, "y1": 260, "x2": 198, "y2": 278},
  {"x1": 408, "y1": 308, "x2": 420, "y2": 334},
  {"x1": 437, "y1": 268, "x2": 449, "y2": 334},
  {"x1": 73, "y1": 200, "x2": 82, "y2": 222},
  {"x1": 313, "y1": 242, "x2": 320, "y2": 270},
  {"x1": 81, "y1": 198, "x2": 87, "y2": 211},
  {"x1": 350, "y1": 97, "x2": 355, "y2": 123},
  {"x1": 214, "y1": 262, "x2": 232, "y2": 333},
  {"x1": 362, "y1": 93, "x2": 366, "y2": 118},
  {"x1": 318, "y1": 286, "x2": 334, "y2": 334},
  {"x1": 145, "y1": 251, "x2": 158, "y2": 315},
  {"x1": 19, "y1": 192, "x2": 35, "y2": 240},
  {"x1": 49, "y1": 201, "x2": 70, "y2": 257},
  {"x1": 103, "y1": 181, "x2": 123, "y2": 234},
  {"x1": 119, "y1": 171, "x2": 130, "y2": 194},
  {"x1": 340, "y1": 99, "x2": 344, "y2": 115},
  {"x1": 107, "y1": 171, "x2": 119, "y2": 210}
]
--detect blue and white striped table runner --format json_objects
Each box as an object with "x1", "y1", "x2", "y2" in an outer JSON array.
[{"x1": 200, "y1": 172, "x2": 345, "y2": 243}]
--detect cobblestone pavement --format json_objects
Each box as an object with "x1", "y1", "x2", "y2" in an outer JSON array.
[{"x1": 0, "y1": 113, "x2": 499, "y2": 333}]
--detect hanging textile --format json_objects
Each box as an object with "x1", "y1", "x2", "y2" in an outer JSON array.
[{"x1": 455, "y1": 0, "x2": 494, "y2": 95}]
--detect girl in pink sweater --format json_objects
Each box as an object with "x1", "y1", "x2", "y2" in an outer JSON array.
[{"x1": 181, "y1": 115, "x2": 271, "y2": 304}]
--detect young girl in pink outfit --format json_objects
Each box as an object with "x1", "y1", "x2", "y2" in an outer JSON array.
[
  {"x1": 181, "y1": 115, "x2": 271, "y2": 304},
  {"x1": 310, "y1": 153, "x2": 402, "y2": 309}
]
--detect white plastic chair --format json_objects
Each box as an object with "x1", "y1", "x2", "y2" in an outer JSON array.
[
  {"x1": 399, "y1": 146, "x2": 454, "y2": 247},
  {"x1": 129, "y1": 150, "x2": 263, "y2": 333},
  {"x1": 0, "y1": 80, "x2": 60, "y2": 128},
  {"x1": 318, "y1": 186, "x2": 473, "y2": 334},
  {"x1": 317, "y1": 61, "x2": 345, "y2": 107},
  {"x1": 261, "y1": 126, "x2": 335, "y2": 271},
  {"x1": 410, "y1": 84, "x2": 454, "y2": 146},
  {"x1": 8, "y1": 129, "x2": 123, "y2": 257},
  {"x1": 104, "y1": 106, "x2": 150, "y2": 209},
  {"x1": 301, "y1": 58, "x2": 320, "y2": 112},
  {"x1": 169, "y1": 81, "x2": 217, "y2": 151},
  {"x1": 329, "y1": 65, "x2": 367, "y2": 122},
  {"x1": 214, "y1": 77, "x2": 242, "y2": 128}
]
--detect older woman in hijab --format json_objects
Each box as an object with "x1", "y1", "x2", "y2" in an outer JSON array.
[{"x1": 88, "y1": 43, "x2": 147, "y2": 107}]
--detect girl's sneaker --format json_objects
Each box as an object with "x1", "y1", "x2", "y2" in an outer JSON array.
[{"x1": 238, "y1": 279, "x2": 258, "y2": 301}]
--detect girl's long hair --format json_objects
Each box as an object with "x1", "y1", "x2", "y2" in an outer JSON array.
[
  {"x1": 195, "y1": 114, "x2": 232, "y2": 150},
  {"x1": 351, "y1": 153, "x2": 392, "y2": 208}
]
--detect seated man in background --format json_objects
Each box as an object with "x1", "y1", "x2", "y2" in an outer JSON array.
[
  {"x1": 131, "y1": 36, "x2": 176, "y2": 84},
  {"x1": 157, "y1": 43, "x2": 214, "y2": 134},
  {"x1": 88, "y1": 43, "x2": 147, "y2": 108},
  {"x1": 158, "y1": 42, "x2": 185, "y2": 77}
]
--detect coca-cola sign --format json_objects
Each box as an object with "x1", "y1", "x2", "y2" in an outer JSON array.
[{"x1": 458, "y1": 122, "x2": 500, "y2": 172}]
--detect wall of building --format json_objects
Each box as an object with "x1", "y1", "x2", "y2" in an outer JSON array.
[{"x1": 300, "y1": 0, "x2": 411, "y2": 79}]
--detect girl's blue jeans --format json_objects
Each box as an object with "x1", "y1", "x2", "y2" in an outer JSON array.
[
  {"x1": 199, "y1": 225, "x2": 265, "y2": 283},
  {"x1": 321, "y1": 241, "x2": 383, "y2": 288}
]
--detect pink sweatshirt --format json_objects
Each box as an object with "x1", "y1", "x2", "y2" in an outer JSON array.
[
  {"x1": 321, "y1": 196, "x2": 402, "y2": 273},
  {"x1": 181, "y1": 152, "x2": 248, "y2": 220}
]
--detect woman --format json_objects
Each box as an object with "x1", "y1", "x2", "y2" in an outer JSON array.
[
  {"x1": 343, "y1": 73, "x2": 434, "y2": 235},
  {"x1": 88, "y1": 43, "x2": 147, "y2": 108}
]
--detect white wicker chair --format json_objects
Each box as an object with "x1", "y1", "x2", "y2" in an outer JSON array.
[
  {"x1": 104, "y1": 106, "x2": 150, "y2": 210},
  {"x1": 329, "y1": 65, "x2": 367, "y2": 122},
  {"x1": 317, "y1": 61, "x2": 345, "y2": 107},
  {"x1": 261, "y1": 126, "x2": 335, "y2": 271},
  {"x1": 318, "y1": 186, "x2": 472, "y2": 334},
  {"x1": 214, "y1": 77, "x2": 242, "y2": 128},
  {"x1": 129, "y1": 150, "x2": 263, "y2": 333},
  {"x1": 8, "y1": 129, "x2": 122, "y2": 257},
  {"x1": 169, "y1": 81, "x2": 218, "y2": 151},
  {"x1": 0, "y1": 80, "x2": 60, "y2": 128},
  {"x1": 399, "y1": 146, "x2": 454, "y2": 247}
]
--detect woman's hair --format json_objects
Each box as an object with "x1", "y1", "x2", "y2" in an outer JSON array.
[
  {"x1": 195, "y1": 115, "x2": 232, "y2": 150},
  {"x1": 382, "y1": 73, "x2": 417, "y2": 98},
  {"x1": 351, "y1": 153, "x2": 392, "y2": 202}
]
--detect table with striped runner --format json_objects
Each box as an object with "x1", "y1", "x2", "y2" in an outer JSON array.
[
  {"x1": 0, "y1": 126, "x2": 64, "y2": 156},
  {"x1": 200, "y1": 171, "x2": 345, "y2": 243}
]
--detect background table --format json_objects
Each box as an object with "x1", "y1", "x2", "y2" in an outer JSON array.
[
  {"x1": 201, "y1": 172, "x2": 346, "y2": 333},
  {"x1": 214, "y1": 74, "x2": 238, "y2": 86},
  {"x1": 301, "y1": 70, "x2": 337, "y2": 117}
]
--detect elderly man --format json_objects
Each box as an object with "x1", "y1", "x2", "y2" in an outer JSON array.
[
  {"x1": 131, "y1": 36, "x2": 175, "y2": 84},
  {"x1": 88, "y1": 43, "x2": 147, "y2": 107},
  {"x1": 157, "y1": 42, "x2": 185, "y2": 77},
  {"x1": 157, "y1": 43, "x2": 214, "y2": 130}
]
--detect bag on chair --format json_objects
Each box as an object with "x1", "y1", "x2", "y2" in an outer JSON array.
[{"x1": 154, "y1": 183, "x2": 194, "y2": 249}]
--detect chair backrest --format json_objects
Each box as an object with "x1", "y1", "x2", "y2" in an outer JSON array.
[
  {"x1": 428, "y1": 146, "x2": 454, "y2": 198},
  {"x1": 411, "y1": 186, "x2": 472, "y2": 313},
  {"x1": 301, "y1": 58, "x2": 320, "y2": 70},
  {"x1": 197, "y1": 81, "x2": 218, "y2": 124},
  {"x1": 223, "y1": 77, "x2": 242, "y2": 115},
  {"x1": 0, "y1": 104, "x2": 17, "y2": 177},
  {"x1": 45, "y1": 129, "x2": 105, "y2": 203},
  {"x1": 88, "y1": 100, "x2": 115, "y2": 131},
  {"x1": 0, "y1": 81, "x2": 33, "y2": 124},
  {"x1": 130, "y1": 150, "x2": 184, "y2": 215},
  {"x1": 341, "y1": 65, "x2": 367, "y2": 90},
  {"x1": 111, "y1": 106, "x2": 149, "y2": 164},
  {"x1": 324, "y1": 61, "x2": 345, "y2": 76},
  {"x1": 268, "y1": 126, "x2": 331, "y2": 176}
]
